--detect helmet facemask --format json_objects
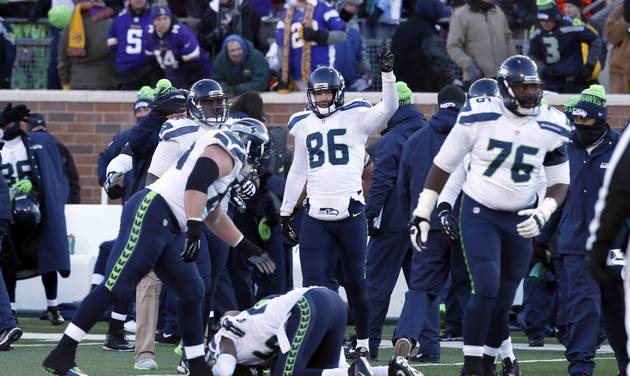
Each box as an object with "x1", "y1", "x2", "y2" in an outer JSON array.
[
  {"x1": 307, "y1": 86, "x2": 343, "y2": 118},
  {"x1": 191, "y1": 95, "x2": 229, "y2": 127}
]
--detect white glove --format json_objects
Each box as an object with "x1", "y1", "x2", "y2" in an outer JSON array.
[
  {"x1": 409, "y1": 217, "x2": 431, "y2": 251},
  {"x1": 516, "y1": 198, "x2": 558, "y2": 238},
  {"x1": 234, "y1": 179, "x2": 257, "y2": 199}
]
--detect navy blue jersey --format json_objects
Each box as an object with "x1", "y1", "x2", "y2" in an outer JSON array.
[
  {"x1": 145, "y1": 23, "x2": 212, "y2": 88},
  {"x1": 275, "y1": 0, "x2": 345, "y2": 81},
  {"x1": 529, "y1": 17, "x2": 600, "y2": 79},
  {"x1": 107, "y1": 9, "x2": 153, "y2": 71}
]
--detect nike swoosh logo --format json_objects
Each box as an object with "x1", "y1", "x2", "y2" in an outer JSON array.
[{"x1": 352, "y1": 212, "x2": 361, "y2": 218}]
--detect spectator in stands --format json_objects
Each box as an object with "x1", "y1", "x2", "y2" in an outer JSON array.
[
  {"x1": 366, "y1": 0, "x2": 401, "y2": 39},
  {"x1": 0, "y1": 17, "x2": 15, "y2": 89},
  {"x1": 47, "y1": 2, "x2": 73, "y2": 89},
  {"x1": 145, "y1": 5, "x2": 211, "y2": 89},
  {"x1": 529, "y1": 0, "x2": 603, "y2": 93},
  {"x1": 212, "y1": 34, "x2": 270, "y2": 96},
  {"x1": 391, "y1": 0, "x2": 454, "y2": 92},
  {"x1": 107, "y1": 0, "x2": 156, "y2": 90},
  {"x1": 446, "y1": 0, "x2": 515, "y2": 88},
  {"x1": 25, "y1": 114, "x2": 80, "y2": 204},
  {"x1": 0, "y1": 104, "x2": 69, "y2": 328},
  {"x1": 275, "y1": 0, "x2": 346, "y2": 91},
  {"x1": 333, "y1": 0, "x2": 371, "y2": 91},
  {"x1": 57, "y1": 0, "x2": 117, "y2": 90},
  {"x1": 198, "y1": 0, "x2": 269, "y2": 61},
  {"x1": 604, "y1": 2, "x2": 630, "y2": 93}
]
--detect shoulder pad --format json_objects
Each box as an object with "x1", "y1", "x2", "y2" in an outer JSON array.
[
  {"x1": 457, "y1": 97, "x2": 503, "y2": 124},
  {"x1": 159, "y1": 118, "x2": 199, "y2": 141},
  {"x1": 340, "y1": 99, "x2": 372, "y2": 112},
  {"x1": 287, "y1": 111, "x2": 311, "y2": 133},
  {"x1": 535, "y1": 106, "x2": 571, "y2": 139},
  {"x1": 212, "y1": 130, "x2": 246, "y2": 163}
]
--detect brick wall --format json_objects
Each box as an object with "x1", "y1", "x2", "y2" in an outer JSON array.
[{"x1": 4, "y1": 92, "x2": 630, "y2": 204}]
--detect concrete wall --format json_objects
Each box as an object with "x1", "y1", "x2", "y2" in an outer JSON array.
[{"x1": 1, "y1": 90, "x2": 629, "y2": 204}]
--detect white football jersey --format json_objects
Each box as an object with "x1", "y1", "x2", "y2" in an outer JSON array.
[
  {"x1": 148, "y1": 129, "x2": 244, "y2": 230},
  {"x1": 208, "y1": 287, "x2": 319, "y2": 366},
  {"x1": 0, "y1": 137, "x2": 32, "y2": 187},
  {"x1": 280, "y1": 79, "x2": 399, "y2": 218},
  {"x1": 433, "y1": 97, "x2": 570, "y2": 211}
]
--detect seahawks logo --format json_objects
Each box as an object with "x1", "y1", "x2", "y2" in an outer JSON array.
[
  {"x1": 572, "y1": 108, "x2": 588, "y2": 118},
  {"x1": 319, "y1": 208, "x2": 339, "y2": 216}
]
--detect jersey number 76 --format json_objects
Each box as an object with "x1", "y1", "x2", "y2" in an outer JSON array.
[{"x1": 483, "y1": 139, "x2": 538, "y2": 183}]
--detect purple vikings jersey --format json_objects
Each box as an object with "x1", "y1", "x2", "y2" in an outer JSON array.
[
  {"x1": 107, "y1": 9, "x2": 153, "y2": 71},
  {"x1": 275, "y1": 0, "x2": 345, "y2": 81}
]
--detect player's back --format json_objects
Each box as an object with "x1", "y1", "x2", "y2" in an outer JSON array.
[
  {"x1": 437, "y1": 97, "x2": 569, "y2": 211},
  {"x1": 209, "y1": 287, "x2": 318, "y2": 366},
  {"x1": 148, "y1": 129, "x2": 244, "y2": 229}
]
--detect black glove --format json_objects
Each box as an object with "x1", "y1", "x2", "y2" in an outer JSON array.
[
  {"x1": 367, "y1": 7, "x2": 383, "y2": 26},
  {"x1": 531, "y1": 241, "x2": 552, "y2": 268},
  {"x1": 104, "y1": 171, "x2": 125, "y2": 200},
  {"x1": 577, "y1": 64, "x2": 595, "y2": 82},
  {"x1": 377, "y1": 44, "x2": 395, "y2": 73},
  {"x1": 589, "y1": 247, "x2": 609, "y2": 286},
  {"x1": 302, "y1": 27, "x2": 329, "y2": 44},
  {"x1": 234, "y1": 237, "x2": 276, "y2": 275},
  {"x1": 180, "y1": 219, "x2": 202, "y2": 262},
  {"x1": 367, "y1": 218, "x2": 381, "y2": 237},
  {"x1": 2, "y1": 103, "x2": 30, "y2": 125},
  {"x1": 437, "y1": 202, "x2": 459, "y2": 242},
  {"x1": 280, "y1": 215, "x2": 299, "y2": 246}
]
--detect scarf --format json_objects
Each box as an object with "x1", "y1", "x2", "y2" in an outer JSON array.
[
  {"x1": 67, "y1": 0, "x2": 113, "y2": 57},
  {"x1": 281, "y1": 3, "x2": 314, "y2": 86}
]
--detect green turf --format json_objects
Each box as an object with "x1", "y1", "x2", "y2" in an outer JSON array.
[{"x1": 3, "y1": 319, "x2": 619, "y2": 376}]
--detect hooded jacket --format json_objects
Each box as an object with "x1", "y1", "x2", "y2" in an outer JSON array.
[
  {"x1": 398, "y1": 106, "x2": 459, "y2": 229},
  {"x1": 365, "y1": 104, "x2": 424, "y2": 232},
  {"x1": 391, "y1": 0, "x2": 453, "y2": 92},
  {"x1": 605, "y1": 5, "x2": 630, "y2": 79},
  {"x1": 213, "y1": 35, "x2": 270, "y2": 95}
]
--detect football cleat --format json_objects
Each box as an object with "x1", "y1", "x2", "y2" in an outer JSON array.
[
  {"x1": 176, "y1": 354, "x2": 189, "y2": 375},
  {"x1": 43, "y1": 347, "x2": 81, "y2": 375},
  {"x1": 393, "y1": 337, "x2": 412, "y2": 358},
  {"x1": 501, "y1": 358, "x2": 520, "y2": 376},
  {"x1": 102, "y1": 329, "x2": 134, "y2": 351},
  {"x1": 347, "y1": 345, "x2": 370, "y2": 360},
  {"x1": 48, "y1": 306, "x2": 65, "y2": 326},
  {"x1": 347, "y1": 354, "x2": 373, "y2": 376},
  {"x1": 408, "y1": 353, "x2": 440, "y2": 364},
  {"x1": 134, "y1": 356, "x2": 159, "y2": 370},
  {"x1": 388, "y1": 356, "x2": 424, "y2": 376},
  {"x1": 0, "y1": 326, "x2": 22, "y2": 350}
]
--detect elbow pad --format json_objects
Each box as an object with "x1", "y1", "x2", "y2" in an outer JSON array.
[{"x1": 185, "y1": 157, "x2": 220, "y2": 193}]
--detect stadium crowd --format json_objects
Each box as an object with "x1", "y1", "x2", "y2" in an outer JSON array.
[
  {"x1": 0, "y1": 1, "x2": 629, "y2": 376},
  {"x1": 0, "y1": 0, "x2": 629, "y2": 93}
]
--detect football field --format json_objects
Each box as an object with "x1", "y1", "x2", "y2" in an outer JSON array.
[{"x1": 4, "y1": 319, "x2": 619, "y2": 376}]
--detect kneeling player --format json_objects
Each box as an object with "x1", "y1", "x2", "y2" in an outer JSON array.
[{"x1": 209, "y1": 287, "x2": 423, "y2": 376}]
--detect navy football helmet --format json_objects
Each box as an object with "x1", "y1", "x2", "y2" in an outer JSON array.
[
  {"x1": 307, "y1": 67, "x2": 345, "y2": 118},
  {"x1": 496, "y1": 55, "x2": 543, "y2": 116},
  {"x1": 12, "y1": 194, "x2": 41, "y2": 229},
  {"x1": 188, "y1": 79, "x2": 229, "y2": 126},
  {"x1": 468, "y1": 78, "x2": 500, "y2": 98},
  {"x1": 230, "y1": 118, "x2": 270, "y2": 166}
]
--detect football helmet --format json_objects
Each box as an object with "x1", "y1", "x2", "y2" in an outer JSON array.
[
  {"x1": 468, "y1": 78, "x2": 500, "y2": 98},
  {"x1": 307, "y1": 67, "x2": 345, "y2": 118},
  {"x1": 188, "y1": 79, "x2": 229, "y2": 126},
  {"x1": 496, "y1": 55, "x2": 543, "y2": 116},
  {"x1": 12, "y1": 193, "x2": 41, "y2": 229},
  {"x1": 230, "y1": 118, "x2": 270, "y2": 167}
]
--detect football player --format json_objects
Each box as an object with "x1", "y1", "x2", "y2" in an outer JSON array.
[
  {"x1": 208, "y1": 287, "x2": 424, "y2": 376},
  {"x1": 280, "y1": 46, "x2": 398, "y2": 358},
  {"x1": 410, "y1": 55, "x2": 570, "y2": 375},
  {"x1": 43, "y1": 120, "x2": 272, "y2": 376}
]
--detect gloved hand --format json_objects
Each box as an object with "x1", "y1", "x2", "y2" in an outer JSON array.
[
  {"x1": 517, "y1": 198, "x2": 557, "y2": 239},
  {"x1": 280, "y1": 215, "x2": 299, "y2": 246},
  {"x1": 2, "y1": 103, "x2": 30, "y2": 125},
  {"x1": 367, "y1": 218, "x2": 381, "y2": 237},
  {"x1": 437, "y1": 202, "x2": 459, "y2": 241},
  {"x1": 589, "y1": 246, "x2": 609, "y2": 285},
  {"x1": 377, "y1": 43, "x2": 395, "y2": 73},
  {"x1": 11, "y1": 179, "x2": 32, "y2": 194},
  {"x1": 409, "y1": 216, "x2": 430, "y2": 251},
  {"x1": 234, "y1": 237, "x2": 276, "y2": 275},
  {"x1": 302, "y1": 27, "x2": 329, "y2": 44},
  {"x1": 233, "y1": 178, "x2": 257, "y2": 200},
  {"x1": 531, "y1": 241, "x2": 552, "y2": 268},
  {"x1": 464, "y1": 64, "x2": 482, "y2": 82},
  {"x1": 367, "y1": 7, "x2": 383, "y2": 26},
  {"x1": 180, "y1": 219, "x2": 202, "y2": 262},
  {"x1": 577, "y1": 64, "x2": 595, "y2": 82},
  {"x1": 104, "y1": 171, "x2": 124, "y2": 199}
]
